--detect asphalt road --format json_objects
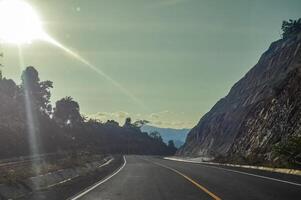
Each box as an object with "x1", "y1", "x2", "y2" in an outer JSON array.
[{"x1": 71, "y1": 155, "x2": 301, "y2": 200}]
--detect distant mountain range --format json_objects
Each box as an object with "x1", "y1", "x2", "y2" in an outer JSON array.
[{"x1": 141, "y1": 125, "x2": 190, "y2": 148}]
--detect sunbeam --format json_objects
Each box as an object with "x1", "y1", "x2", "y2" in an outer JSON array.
[
  {"x1": 17, "y1": 46, "x2": 42, "y2": 180},
  {"x1": 42, "y1": 34, "x2": 148, "y2": 111},
  {"x1": 0, "y1": 0, "x2": 147, "y2": 111}
]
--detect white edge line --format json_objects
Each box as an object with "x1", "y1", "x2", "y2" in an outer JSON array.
[
  {"x1": 164, "y1": 157, "x2": 301, "y2": 175},
  {"x1": 46, "y1": 158, "x2": 114, "y2": 188},
  {"x1": 68, "y1": 155, "x2": 127, "y2": 200},
  {"x1": 164, "y1": 158, "x2": 301, "y2": 187}
]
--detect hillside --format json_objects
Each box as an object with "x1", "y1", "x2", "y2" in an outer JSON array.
[{"x1": 178, "y1": 26, "x2": 301, "y2": 165}]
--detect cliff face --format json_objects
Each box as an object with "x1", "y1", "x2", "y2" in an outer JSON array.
[{"x1": 178, "y1": 33, "x2": 301, "y2": 163}]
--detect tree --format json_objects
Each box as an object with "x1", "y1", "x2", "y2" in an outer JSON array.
[
  {"x1": 133, "y1": 120, "x2": 149, "y2": 129},
  {"x1": 53, "y1": 96, "x2": 83, "y2": 127},
  {"x1": 0, "y1": 78, "x2": 21, "y2": 127},
  {"x1": 0, "y1": 66, "x2": 174, "y2": 158},
  {"x1": 123, "y1": 117, "x2": 138, "y2": 131},
  {"x1": 167, "y1": 140, "x2": 177, "y2": 155},
  {"x1": 105, "y1": 120, "x2": 119, "y2": 127},
  {"x1": 281, "y1": 18, "x2": 301, "y2": 38},
  {"x1": 149, "y1": 131, "x2": 163, "y2": 143},
  {"x1": 124, "y1": 117, "x2": 132, "y2": 127},
  {"x1": 21, "y1": 66, "x2": 53, "y2": 115}
]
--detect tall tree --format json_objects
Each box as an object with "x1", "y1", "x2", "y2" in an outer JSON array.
[{"x1": 21, "y1": 66, "x2": 53, "y2": 115}]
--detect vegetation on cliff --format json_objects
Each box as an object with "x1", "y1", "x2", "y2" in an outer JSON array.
[
  {"x1": 282, "y1": 18, "x2": 301, "y2": 38},
  {"x1": 273, "y1": 135, "x2": 301, "y2": 166}
]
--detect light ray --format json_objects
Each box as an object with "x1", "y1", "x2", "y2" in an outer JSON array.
[
  {"x1": 0, "y1": 0, "x2": 148, "y2": 111},
  {"x1": 17, "y1": 46, "x2": 42, "y2": 178},
  {"x1": 42, "y1": 34, "x2": 148, "y2": 111}
]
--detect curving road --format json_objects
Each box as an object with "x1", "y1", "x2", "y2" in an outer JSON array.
[{"x1": 71, "y1": 155, "x2": 301, "y2": 200}]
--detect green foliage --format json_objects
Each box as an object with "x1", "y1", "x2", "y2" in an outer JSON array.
[
  {"x1": 281, "y1": 18, "x2": 301, "y2": 38},
  {"x1": 273, "y1": 134, "x2": 301, "y2": 165}
]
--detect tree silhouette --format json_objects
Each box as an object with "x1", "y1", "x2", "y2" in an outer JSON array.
[
  {"x1": 53, "y1": 96, "x2": 83, "y2": 127},
  {"x1": 281, "y1": 18, "x2": 301, "y2": 38},
  {"x1": 0, "y1": 66, "x2": 173, "y2": 158},
  {"x1": 167, "y1": 140, "x2": 177, "y2": 155},
  {"x1": 133, "y1": 120, "x2": 149, "y2": 128},
  {"x1": 0, "y1": 78, "x2": 20, "y2": 127},
  {"x1": 124, "y1": 117, "x2": 132, "y2": 127},
  {"x1": 149, "y1": 131, "x2": 163, "y2": 143},
  {"x1": 21, "y1": 66, "x2": 53, "y2": 115}
]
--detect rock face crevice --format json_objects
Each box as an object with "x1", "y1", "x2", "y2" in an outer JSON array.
[{"x1": 178, "y1": 33, "x2": 301, "y2": 163}]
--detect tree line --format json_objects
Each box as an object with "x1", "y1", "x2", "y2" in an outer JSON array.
[{"x1": 0, "y1": 66, "x2": 177, "y2": 159}]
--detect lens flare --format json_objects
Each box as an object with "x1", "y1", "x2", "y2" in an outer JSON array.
[
  {"x1": 18, "y1": 46, "x2": 42, "y2": 182},
  {"x1": 1, "y1": 0, "x2": 147, "y2": 109},
  {"x1": 0, "y1": 0, "x2": 44, "y2": 44}
]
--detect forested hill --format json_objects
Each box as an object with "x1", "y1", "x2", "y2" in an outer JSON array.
[{"x1": 0, "y1": 67, "x2": 176, "y2": 159}]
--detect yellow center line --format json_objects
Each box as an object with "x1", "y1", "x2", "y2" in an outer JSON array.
[{"x1": 152, "y1": 160, "x2": 222, "y2": 200}]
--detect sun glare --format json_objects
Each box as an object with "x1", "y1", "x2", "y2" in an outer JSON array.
[
  {"x1": 0, "y1": 0, "x2": 46, "y2": 44},
  {"x1": 0, "y1": 0, "x2": 147, "y2": 110}
]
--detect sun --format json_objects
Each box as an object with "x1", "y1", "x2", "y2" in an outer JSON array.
[{"x1": 0, "y1": 0, "x2": 46, "y2": 44}]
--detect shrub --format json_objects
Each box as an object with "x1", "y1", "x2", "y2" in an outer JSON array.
[
  {"x1": 273, "y1": 134, "x2": 301, "y2": 166},
  {"x1": 281, "y1": 18, "x2": 301, "y2": 38}
]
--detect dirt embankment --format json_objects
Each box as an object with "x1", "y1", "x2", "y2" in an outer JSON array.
[{"x1": 0, "y1": 154, "x2": 124, "y2": 200}]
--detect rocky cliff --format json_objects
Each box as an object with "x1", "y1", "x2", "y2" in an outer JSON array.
[{"x1": 178, "y1": 32, "x2": 301, "y2": 164}]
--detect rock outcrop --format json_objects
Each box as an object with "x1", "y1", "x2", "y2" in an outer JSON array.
[{"x1": 178, "y1": 32, "x2": 301, "y2": 164}]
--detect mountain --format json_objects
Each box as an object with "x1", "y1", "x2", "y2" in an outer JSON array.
[
  {"x1": 141, "y1": 125, "x2": 190, "y2": 148},
  {"x1": 178, "y1": 31, "x2": 301, "y2": 164}
]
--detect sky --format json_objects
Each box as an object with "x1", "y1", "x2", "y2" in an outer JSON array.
[{"x1": 1, "y1": 0, "x2": 301, "y2": 128}]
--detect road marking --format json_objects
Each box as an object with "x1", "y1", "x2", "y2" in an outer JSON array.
[
  {"x1": 68, "y1": 156, "x2": 127, "y2": 200},
  {"x1": 151, "y1": 160, "x2": 222, "y2": 200},
  {"x1": 97, "y1": 157, "x2": 114, "y2": 168},
  {"x1": 164, "y1": 157, "x2": 301, "y2": 176},
  {"x1": 200, "y1": 164, "x2": 301, "y2": 187},
  {"x1": 165, "y1": 158, "x2": 301, "y2": 187}
]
